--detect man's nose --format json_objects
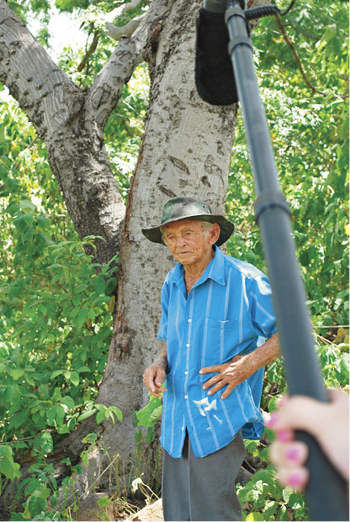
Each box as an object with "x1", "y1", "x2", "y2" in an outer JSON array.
[{"x1": 175, "y1": 235, "x2": 187, "y2": 246}]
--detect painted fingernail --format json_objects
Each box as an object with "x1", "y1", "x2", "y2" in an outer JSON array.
[
  {"x1": 277, "y1": 429, "x2": 293, "y2": 443},
  {"x1": 288, "y1": 471, "x2": 305, "y2": 489},
  {"x1": 266, "y1": 412, "x2": 280, "y2": 428},
  {"x1": 285, "y1": 445, "x2": 303, "y2": 462}
]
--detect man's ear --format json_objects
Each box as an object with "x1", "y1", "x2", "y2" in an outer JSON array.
[{"x1": 210, "y1": 223, "x2": 221, "y2": 245}]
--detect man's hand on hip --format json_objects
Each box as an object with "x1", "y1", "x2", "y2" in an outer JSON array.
[
  {"x1": 200, "y1": 332, "x2": 280, "y2": 399},
  {"x1": 199, "y1": 355, "x2": 253, "y2": 399}
]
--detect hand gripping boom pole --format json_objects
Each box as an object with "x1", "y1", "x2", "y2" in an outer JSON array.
[{"x1": 220, "y1": 1, "x2": 348, "y2": 519}]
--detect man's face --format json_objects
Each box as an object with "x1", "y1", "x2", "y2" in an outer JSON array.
[{"x1": 161, "y1": 219, "x2": 220, "y2": 267}]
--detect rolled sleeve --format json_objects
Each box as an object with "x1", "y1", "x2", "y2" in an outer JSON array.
[{"x1": 249, "y1": 275, "x2": 277, "y2": 339}]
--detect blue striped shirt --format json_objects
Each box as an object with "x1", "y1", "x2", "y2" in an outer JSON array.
[{"x1": 157, "y1": 246, "x2": 277, "y2": 458}]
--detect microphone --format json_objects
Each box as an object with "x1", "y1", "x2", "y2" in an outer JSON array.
[{"x1": 195, "y1": 0, "x2": 245, "y2": 105}]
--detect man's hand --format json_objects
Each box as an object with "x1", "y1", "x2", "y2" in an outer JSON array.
[
  {"x1": 143, "y1": 343, "x2": 168, "y2": 399},
  {"x1": 143, "y1": 363, "x2": 168, "y2": 398},
  {"x1": 200, "y1": 355, "x2": 253, "y2": 399},
  {"x1": 200, "y1": 332, "x2": 280, "y2": 399}
]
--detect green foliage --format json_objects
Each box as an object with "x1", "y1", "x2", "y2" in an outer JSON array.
[
  {"x1": 8, "y1": 438, "x2": 100, "y2": 521},
  {"x1": 226, "y1": 0, "x2": 349, "y2": 327},
  {"x1": 0, "y1": 93, "x2": 121, "y2": 520},
  {"x1": 239, "y1": 468, "x2": 308, "y2": 521},
  {"x1": 134, "y1": 394, "x2": 162, "y2": 430},
  {"x1": 0, "y1": 446, "x2": 22, "y2": 482},
  {"x1": 0, "y1": 221, "x2": 118, "y2": 440}
]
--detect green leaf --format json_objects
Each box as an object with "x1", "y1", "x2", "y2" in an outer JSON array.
[
  {"x1": 58, "y1": 425, "x2": 70, "y2": 434},
  {"x1": 34, "y1": 432, "x2": 53, "y2": 456},
  {"x1": 69, "y1": 371, "x2": 79, "y2": 386},
  {"x1": 10, "y1": 409, "x2": 28, "y2": 429},
  {"x1": 25, "y1": 478, "x2": 41, "y2": 495},
  {"x1": 77, "y1": 409, "x2": 97, "y2": 422},
  {"x1": 61, "y1": 396, "x2": 75, "y2": 409},
  {"x1": 55, "y1": 405, "x2": 66, "y2": 425},
  {"x1": 135, "y1": 396, "x2": 162, "y2": 428},
  {"x1": 105, "y1": 277, "x2": 117, "y2": 294},
  {"x1": 93, "y1": 276, "x2": 106, "y2": 294},
  {"x1": 75, "y1": 366, "x2": 91, "y2": 374},
  {"x1": 76, "y1": 309, "x2": 89, "y2": 328},
  {"x1": 277, "y1": 505, "x2": 288, "y2": 521},
  {"x1": 110, "y1": 405, "x2": 123, "y2": 422},
  {"x1": 81, "y1": 450, "x2": 89, "y2": 467},
  {"x1": 97, "y1": 496, "x2": 110, "y2": 508},
  {"x1": 0, "y1": 455, "x2": 21, "y2": 480},
  {"x1": 47, "y1": 405, "x2": 57, "y2": 426},
  {"x1": 19, "y1": 200, "x2": 36, "y2": 212},
  {"x1": 51, "y1": 370, "x2": 63, "y2": 380},
  {"x1": 96, "y1": 409, "x2": 106, "y2": 425},
  {"x1": 246, "y1": 513, "x2": 265, "y2": 521},
  {"x1": 10, "y1": 369, "x2": 24, "y2": 380}
]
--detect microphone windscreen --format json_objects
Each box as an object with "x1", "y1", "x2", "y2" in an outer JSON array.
[{"x1": 195, "y1": 8, "x2": 238, "y2": 106}]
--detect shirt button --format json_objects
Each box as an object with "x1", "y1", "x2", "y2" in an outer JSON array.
[
  {"x1": 186, "y1": 343, "x2": 190, "y2": 347},
  {"x1": 185, "y1": 371, "x2": 188, "y2": 375},
  {"x1": 188, "y1": 319, "x2": 192, "y2": 323},
  {"x1": 185, "y1": 395, "x2": 188, "y2": 399}
]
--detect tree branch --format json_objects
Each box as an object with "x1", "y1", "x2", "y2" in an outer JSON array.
[
  {"x1": 105, "y1": 14, "x2": 145, "y2": 42},
  {"x1": 280, "y1": 22, "x2": 320, "y2": 41},
  {"x1": 274, "y1": 15, "x2": 326, "y2": 97},
  {"x1": 87, "y1": 0, "x2": 171, "y2": 129},
  {"x1": 0, "y1": 0, "x2": 81, "y2": 138},
  {"x1": 77, "y1": 27, "x2": 100, "y2": 73},
  {"x1": 0, "y1": 0, "x2": 126, "y2": 267},
  {"x1": 105, "y1": 0, "x2": 146, "y2": 24}
]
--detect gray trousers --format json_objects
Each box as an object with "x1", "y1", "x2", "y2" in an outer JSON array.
[{"x1": 162, "y1": 431, "x2": 246, "y2": 521}]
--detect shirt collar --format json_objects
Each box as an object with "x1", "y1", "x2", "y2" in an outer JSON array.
[{"x1": 172, "y1": 245, "x2": 226, "y2": 288}]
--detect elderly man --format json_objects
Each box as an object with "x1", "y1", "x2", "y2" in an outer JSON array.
[{"x1": 142, "y1": 196, "x2": 279, "y2": 521}]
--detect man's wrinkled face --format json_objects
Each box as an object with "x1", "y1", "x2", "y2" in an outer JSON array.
[{"x1": 161, "y1": 219, "x2": 219, "y2": 267}]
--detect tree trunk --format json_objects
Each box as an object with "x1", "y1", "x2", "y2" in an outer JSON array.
[{"x1": 94, "y1": 0, "x2": 237, "y2": 484}]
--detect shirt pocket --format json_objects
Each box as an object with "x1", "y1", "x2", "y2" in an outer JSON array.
[{"x1": 205, "y1": 317, "x2": 241, "y2": 364}]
